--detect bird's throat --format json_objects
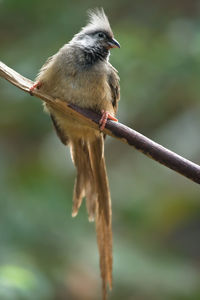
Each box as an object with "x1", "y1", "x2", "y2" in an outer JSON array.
[{"x1": 82, "y1": 46, "x2": 109, "y2": 66}]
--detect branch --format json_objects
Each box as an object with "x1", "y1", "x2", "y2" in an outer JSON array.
[{"x1": 1, "y1": 61, "x2": 200, "y2": 184}]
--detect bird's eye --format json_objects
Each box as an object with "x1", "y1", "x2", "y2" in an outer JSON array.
[{"x1": 98, "y1": 32, "x2": 105, "y2": 38}]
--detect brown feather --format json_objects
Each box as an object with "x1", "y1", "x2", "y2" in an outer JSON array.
[
  {"x1": 70, "y1": 134, "x2": 112, "y2": 299},
  {"x1": 88, "y1": 135, "x2": 112, "y2": 299},
  {"x1": 70, "y1": 138, "x2": 97, "y2": 221},
  {"x1": 108, "y1": 64, "x2": 120, "y2": 114},
  {"x1": 50, "y1": 114, "x2": 68, "y2": 145}
]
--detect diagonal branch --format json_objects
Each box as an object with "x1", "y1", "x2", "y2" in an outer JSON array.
[{"x1": 0, "y1": 61, "x2": 200, "y2": 184}]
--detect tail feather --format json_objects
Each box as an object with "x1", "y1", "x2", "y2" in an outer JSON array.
[
  {"x1": 70, "y1": 138, "x2": 97, "y2": 220},
  {"x1": 89, "y1": 135, "x2": 112, "y2": 299},
  {"x1": 70, "y1": 139, "x2": 86, "y2": 217},
  {"x1": 88, "y1": 136, "x2": 111, "y2": 223},
  {"x1": 71, "y1": 134, "x2": 112, "y2": 300},
  {"x1": 96, "y1": 213, "x2": 112, "y2": 299}
]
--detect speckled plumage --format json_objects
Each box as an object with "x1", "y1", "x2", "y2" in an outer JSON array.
[{"x1": 35, "y1": 8, "x2": 120, "y2": 300}]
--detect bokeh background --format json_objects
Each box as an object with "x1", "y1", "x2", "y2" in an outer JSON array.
[{"x1": 1, "y1": 0, "x2": 200, "y2": 299}]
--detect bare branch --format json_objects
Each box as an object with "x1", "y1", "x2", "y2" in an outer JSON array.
[{"x1": 0, "y1": 61, "x2": 200, "y2": 184}]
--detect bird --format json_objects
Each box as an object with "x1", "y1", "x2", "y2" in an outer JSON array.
[{"x1": 30, "y1": 8, "x2": 120, "y2": 300}]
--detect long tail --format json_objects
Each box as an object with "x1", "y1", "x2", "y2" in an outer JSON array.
[{"x1": 70, "y1": 134, "x2": 112, "y2": 300}]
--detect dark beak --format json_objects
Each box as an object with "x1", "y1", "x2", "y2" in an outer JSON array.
[{"x1": 108, "y1": 38, "x2": 120, "y2": 49}]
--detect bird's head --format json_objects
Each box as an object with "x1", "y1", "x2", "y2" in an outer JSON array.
[{"x1": 71, "y1": 8, "x2": 120, "y2": 56}]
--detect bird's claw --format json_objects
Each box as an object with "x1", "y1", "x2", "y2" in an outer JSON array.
[
  {"x1": 99, "y1": 110, "x2": 118, "y2": 131},
  {"x1": 29, "y1": 81, "x2": 42, "y2": 96}
]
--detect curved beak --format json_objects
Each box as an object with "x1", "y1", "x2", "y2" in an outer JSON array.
[{"x1": 107, "y1": 38, "x2": 120, "y2": 49}]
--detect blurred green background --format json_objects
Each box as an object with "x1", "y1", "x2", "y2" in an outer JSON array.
[{"x1": 1, "y1": 0, "x2": 200, "y2": 299}]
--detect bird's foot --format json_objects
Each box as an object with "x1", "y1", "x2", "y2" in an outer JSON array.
[
  {"x1": 99, "y1": 110, "x2": 118, "y2": 131},
  {"x1": 29, "y1": 81, "x2": 42, "y2": 95}
]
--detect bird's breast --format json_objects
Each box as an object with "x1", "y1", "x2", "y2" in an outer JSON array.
[{"x1": 63, "y1": 68, "x2": 113, "y2": 112}]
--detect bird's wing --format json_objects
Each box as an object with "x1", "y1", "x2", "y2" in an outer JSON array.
[
  {"x1": 108, "y1": 64, "x2": 120, "y2": 115},
  {"x1": 50, "y1": 114, "x2": 69, "y2": 145}
]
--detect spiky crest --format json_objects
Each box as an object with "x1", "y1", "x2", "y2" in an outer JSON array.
[{"x1": 81, "y1": 8, "x2": 113, "y2": 37}]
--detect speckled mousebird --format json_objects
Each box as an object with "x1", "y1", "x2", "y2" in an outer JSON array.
[{"x1": 30, "y1": 8, "x2": 120, "y2": 299}]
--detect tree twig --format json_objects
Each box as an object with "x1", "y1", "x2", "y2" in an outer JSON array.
[{"x1": 0, "y1": 61, "x2": 200, "y2": 184}]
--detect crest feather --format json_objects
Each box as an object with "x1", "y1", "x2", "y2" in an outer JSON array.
[{"x1": 81, "y1": 8, "x2": 113, "y2": 37}]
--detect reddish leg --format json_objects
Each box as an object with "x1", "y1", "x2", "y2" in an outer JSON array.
[
  {"x1": 29, "y1": 81, "x2": 42, "y2": 95},
  {"x1": 99, "y1": 110, "x2": 118, "y2": 131}
]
